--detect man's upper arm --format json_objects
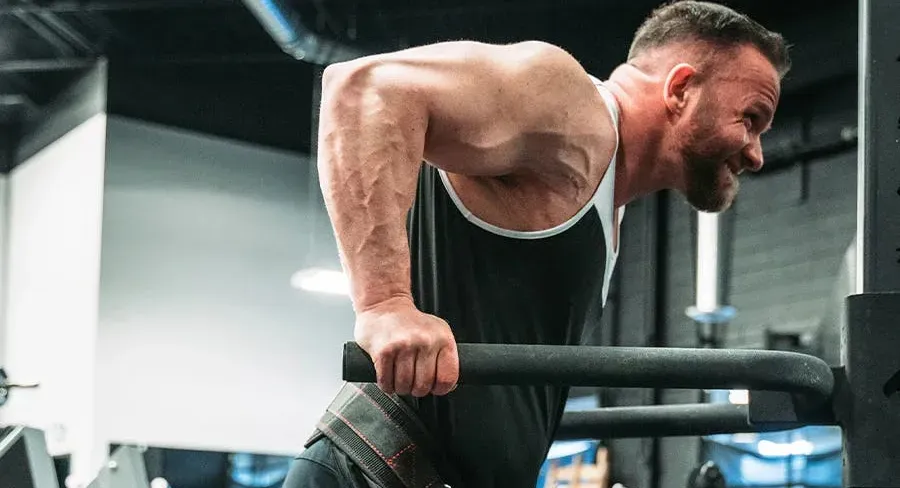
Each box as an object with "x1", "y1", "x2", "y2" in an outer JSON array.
[{"x1": 323, "y1": 41, "x2": 599, "y2": 176}]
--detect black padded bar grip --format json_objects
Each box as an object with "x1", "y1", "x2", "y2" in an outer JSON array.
[
  {"x1": 555, "y1": 404, "x2": 801, "y2": 440},
  {"x1": 342, "y1": 342, "x2": 834, "y2": 401}
]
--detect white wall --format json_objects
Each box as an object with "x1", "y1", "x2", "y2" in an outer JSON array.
[
  {"x1": 0, "y1": 113, "x2": 108, "y2": 481},
  {"x1": 97, "y1": 116, "x2": 353, "y2": 456}
]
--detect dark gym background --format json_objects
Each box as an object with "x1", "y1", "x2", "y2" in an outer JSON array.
[{"x1": 0, "y1": 1, "x2": 859, "y2": 487}]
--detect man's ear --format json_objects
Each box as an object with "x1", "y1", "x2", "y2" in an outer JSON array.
[{"x1": 663, "y1": 63, "x2": 697, "y2": 116}]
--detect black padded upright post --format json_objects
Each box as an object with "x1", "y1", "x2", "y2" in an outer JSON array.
[
  {"x1": 842, "y1": 1, "x2": 900, "y2": 486},
  {"x1": 842, "y1": 295, "x2": 900, "y2": 488}
]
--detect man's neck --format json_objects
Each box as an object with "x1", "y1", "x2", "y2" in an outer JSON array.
[{"x1": 604, "y1": 64, "x2": 680, "y2": 207}]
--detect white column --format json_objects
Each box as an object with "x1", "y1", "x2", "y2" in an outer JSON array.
[{"x1": 1, "y1": 113, "x2": 108, "y2": 486}]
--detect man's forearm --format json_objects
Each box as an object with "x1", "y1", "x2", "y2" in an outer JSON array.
[{"x1": 317, "y1": 65, "x2": 428, "y2": 311}]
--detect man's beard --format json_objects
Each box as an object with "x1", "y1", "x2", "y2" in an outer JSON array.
[
  {"x1": 683, "y1": 153, "x2": 738, "y2": 212},
  {"x1": 679, "y1": 115, "x2": 739, "y2": 212}
]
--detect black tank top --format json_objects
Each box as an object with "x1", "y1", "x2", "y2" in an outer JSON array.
[{"x1": 403, "y1": 80, "x2": 623, "y2": 487}]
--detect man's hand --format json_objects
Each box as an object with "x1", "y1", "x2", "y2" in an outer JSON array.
[{"x1": 355, "y1": 296, "x2": 459, "y2": 397}]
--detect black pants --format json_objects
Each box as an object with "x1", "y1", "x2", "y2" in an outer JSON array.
[{"x1": 282, "y1": 437, "x2": 379, "y2": 488}]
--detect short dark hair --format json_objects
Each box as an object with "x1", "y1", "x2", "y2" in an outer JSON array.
[{"x1": 627, "y1": 0, "x2": 791, "y2": 77}]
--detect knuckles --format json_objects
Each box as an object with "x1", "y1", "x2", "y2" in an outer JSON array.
[{"x1": 370, "y1": 331, "x2": 450, "y2": 359}]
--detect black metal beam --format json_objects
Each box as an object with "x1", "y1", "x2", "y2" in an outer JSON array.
[
  {"x1": 11, "y1": 11, "x2": 75, "y2": 56},
  {"x1": 555, "y1": 404, "x2": 806, "y2": 440},
  {"x1": 0, "y1": 53, "x2": 299, "y2": 74},
  {"x1": 33, "y1": 10, "x2": 97, "y2": 54},
  {"x1": 0, "y1": 57, "x2": 96, "y2": 72},
  {"x1": 342, "y1": 342, "x2": 835, "y2": 401},
  {"x1": 370, "y1": 0, "x2": 598, "y2": 21},
  {"x1": 0, "y1": 0, "x2": 237, "y2": 13},
  {"x1": 112, "y1": 53, "x2": 291, "y2": 65}
]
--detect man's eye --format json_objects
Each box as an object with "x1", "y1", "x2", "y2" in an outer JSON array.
[{"x1": 744, "y1": 114, "x2": 757, "y2": 131}]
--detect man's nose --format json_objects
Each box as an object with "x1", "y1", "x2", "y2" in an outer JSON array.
[{"x1": 743, "y1": 136, "x2": 764, "y2": 172}]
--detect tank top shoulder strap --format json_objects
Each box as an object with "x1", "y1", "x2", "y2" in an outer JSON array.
[{"x1": 587, "y1": 75, "x2": 626, "y2": 307}]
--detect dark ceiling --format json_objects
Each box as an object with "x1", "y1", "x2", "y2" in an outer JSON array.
[{"x1": 0, "y1": 0, "x2": 859, "y2": 156}]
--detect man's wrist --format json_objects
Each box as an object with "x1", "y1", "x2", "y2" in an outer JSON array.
[{"x1": 355, "y1": 293, "x2": 416, "y2": 314}]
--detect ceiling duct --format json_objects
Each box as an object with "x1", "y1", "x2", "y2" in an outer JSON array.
[{"x1": 242, "y1": 0, "x2": 366, "y2": 65}]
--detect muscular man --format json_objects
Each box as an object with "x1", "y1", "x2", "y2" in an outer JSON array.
[{"x1": 285, "y1": 1, "x2": 789, "y2": 486}]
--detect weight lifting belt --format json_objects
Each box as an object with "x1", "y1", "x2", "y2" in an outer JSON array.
[{"x1": 306, "y1": 382, "x2": 455, "y2": 488}]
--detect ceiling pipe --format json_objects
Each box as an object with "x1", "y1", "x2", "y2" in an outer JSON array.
[{"x1": 241, "y1": 0, "x2": 367, "y2": 65}]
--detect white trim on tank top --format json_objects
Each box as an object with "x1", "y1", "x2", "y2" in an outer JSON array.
[{"x1": 436, "y1": 166, "x2": 612, "y2": 240}]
